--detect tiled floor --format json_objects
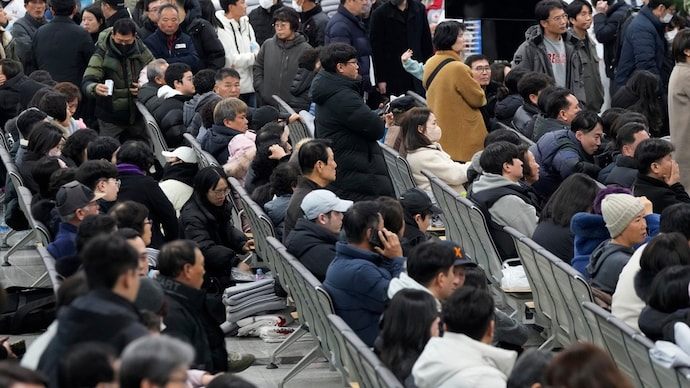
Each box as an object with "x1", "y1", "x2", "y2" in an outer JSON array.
[{"x1": 0, "y1": 232, "x2": 345, "y2": 387}]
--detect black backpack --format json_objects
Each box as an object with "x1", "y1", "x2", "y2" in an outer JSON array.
[{"x1": 0, "y1": 287, "x2": 56, "y2": 334}]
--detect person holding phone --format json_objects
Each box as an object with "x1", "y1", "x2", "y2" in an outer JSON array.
[{"x1": 323, "y1": 200, "x2": 405, "y2": 348}]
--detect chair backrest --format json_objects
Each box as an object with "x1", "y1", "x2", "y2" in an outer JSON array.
[
  {"x1": 273, "y1": 94, "x2": 297, "y2": 114},
  {"x1": 550, "y1": 256, "x2": 594, "y2": 343},
  {"x1": 183, "y1": 133, "x2": 218, "y2": 168},
  {"x1": 405, "y1": 90, "x2": 427, "y2": 106},
  {"x1": 135, "y1": 101, "x2": 169, "y2": 168},
  {"x1": 16, "y1": 186, "x2": 51, "y2": 244},
  {"x1": 494, "y1": 121, "x2": 535, "y2": 146},
  {"x1": 582, "y1": 302, "x2": 639, "y2": 385},
  {"x1": 226, "y1": 177, "x2": 247, "y2": 236},
  {"x1": 465, "y1": 202, "x2": 506, "y2": 287},
  {"x1": 327, "y1": 314, "x2": 404, "y2": 388},
  {"x1": 0, "y1": 146, "x2": 23, "y2": 189},
  {"x1": 37, "y1": 246, "x2": 61, "y2": 296},
  {"x1": 299, "y1": 110, "x2": 315, "y2": 137},
  {"x1": 422, "y1": 169, "x2": 469, "y2": 247},
  {"x1": 0, "y1": 131, "x2": 10, "y2": 152},
  {"x1": 235, "y1": 182, "x2": 276, "y2": 272},
  {"x1": 288, "y1": 119, "x2": 311, "y2": 146},
  {"x1": 378, "y1": 142, "x2": 415, "y2": 198},
  {"x1": 506, "y1": 226, "x2": 557, "y2": 346}
]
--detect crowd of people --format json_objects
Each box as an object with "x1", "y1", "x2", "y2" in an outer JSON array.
[{"x1": 0, "y1": 0, "x2": 687, "y2": 386}]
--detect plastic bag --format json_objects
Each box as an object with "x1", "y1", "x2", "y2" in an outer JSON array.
[{"x1": 500, "y1": 263, "x2": 529, "y2": 290}]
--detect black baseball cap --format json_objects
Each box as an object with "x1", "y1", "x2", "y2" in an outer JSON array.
[{"x1": 400, "y1": 188, "x2": 442, "y2": 216}]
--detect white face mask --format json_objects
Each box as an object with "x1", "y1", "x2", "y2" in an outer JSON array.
[
  {"x1": 48, "y1": 148, "x2": 61, "y2": 157},
  {"x1": 259, "y1": 0, "x2": 274, "y2": 10},
  {"x1": 291, "y1": 0, "x2": 302, "y2": 12},
  {"x1": 661, "y1": 12, "x2": 673, "y2": 24},
  {"x1": 666, "y1": 28, "x2": 678, "y2": 43},
  {"x1": 426, "y1": 125, "x2": 442, "y2": 143}
]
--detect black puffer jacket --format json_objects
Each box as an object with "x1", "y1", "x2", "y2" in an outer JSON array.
[
  {"x1": 284, "y1": 217, "x2": 339, "y2": 282},
  {"x1": 154, "y1": 93, "x2": 193, "y2": 148},
  {"x1": 310, "y1": 70, "x2": 393, "y2": 201},
  {"x1": 183, "y1": 17, "x2": 225, "y2": 71},
  {"x1": 289, "y1": 67, "x2": 316, "y2": 112},
  {"x1": 179, "y1": 192, "x2": 248, "y2": 284}
]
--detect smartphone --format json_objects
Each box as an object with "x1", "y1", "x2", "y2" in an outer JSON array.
[{"x1": 368, "y1": 228, "x2": 384, "y2": 249}]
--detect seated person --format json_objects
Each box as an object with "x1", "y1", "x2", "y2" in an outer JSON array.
[
  {"x1": 138, "y1": 59, "x2": 169, "y2": 113},
  {"x1": 598, "y1": 122, "x2": 649, "y2": 188},
  {"x1": 86, "y1": 136, "x2": 120, "y2": 163},
  {"x1": 47, "y1": 181, "x2": 103, "y2": 261},
  {"x1": 512, "y1": 71, "x2": 554, "y2": 136},
  {"x1": 324, "y1": 200, "x2": 404, "y2": 347},
  {"x1": 261, "y1": 163, "x2": 301, "y2": 242},
  {"x1": 57, "y1": 214, "x2": 118, "y2": 277},
  {"x1": 179, "y1": 166, "x2": 253, "y2": 289},
  {"x1": 245, "y1": 123, "x2": 292, "y2": 195},
  {"x1": 152, "y1": 63, "x2": 196, "y2": 147},
  {"x1": 404, "y1": 107, "x2": 470, "y2": 197},
  {"x1": 469, "y1": 141, "x2": 539, "y2": 260},
  {"x1": 201, "y1": 98, "x2": 248, "y2": 164},
  {"x1": 399, "y1": 188, "x2": 442, "y2": 256},
  {"x1": 633, "y1": 138, "x2": 690, "y2": 214},
  {"x1": 529, "y1": 86, "x2": 580, "y2": 142},
  {"x1": 158, "y1": 146, "x2": 198, "y2": 216},
  {"x1": 75, "y1": 159, "x2": 120, "y2": 214},
  {"x1": 60, "y1": 129, "x2": 98, "y2": 167},
  {"x1": 412, "y1": 287, "x2": 517, "y2": 387},
  {"x1": 638, "y1": 265, "x2": 690, "y2": 341},
  {"x1": 382, "y1": 96, "x2": 421, "y2": 155},
  {"x1": 284, "y1": 189, "x2": 352, "y2": 281},
  {"x1": 588, "y1": 193, "x2": 651, "y2": 296}
]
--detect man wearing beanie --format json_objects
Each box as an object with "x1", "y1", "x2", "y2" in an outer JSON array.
[{"x1": 587, "y1": 193, "x2": 652, "y2": 295}]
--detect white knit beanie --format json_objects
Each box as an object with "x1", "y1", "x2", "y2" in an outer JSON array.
[{"x1": 601, "y1": 194, "x2": 645, "y2": 238}]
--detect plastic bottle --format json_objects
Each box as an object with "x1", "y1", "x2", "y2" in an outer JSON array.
[
  {"x1": 0, "y1": 205, "x2": 9, "y2": 235},
  {"x1": 255, "y1": 268, "x2": 264, "y2": 281}
]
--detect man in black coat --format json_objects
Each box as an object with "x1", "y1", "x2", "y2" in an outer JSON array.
[
  {"x1": 158, "y1": 240, "x2": 255, "y2": 373},
  {"x1": 32, "y1": 0, "x2": 94, "y2": 88},
  {"x1": 285, "y1": 189, "x2": 352, "y2": 281},
  {"x1": 369, "y1": 0, "x2": 432, "y2": 96},
  {"x1": 175, "y1": 0, "x2": 226, "y2": 71},
  {"x1": 0, "y1": 59, "x2": 46, "y2": 129},
  {"x1": 152, "y1": 62, "x2": 195, "y2": 147}
]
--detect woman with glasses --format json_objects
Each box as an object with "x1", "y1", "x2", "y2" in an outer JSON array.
[{"x1": 179, "y1": 166, "x2": 253, "y2": 289}]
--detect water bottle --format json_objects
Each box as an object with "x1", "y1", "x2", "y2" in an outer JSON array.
[
  {"x1": 255, "y1": 268, "x2": 264, "y2": 281},
  {"x1": 0, "y1": 205, "x2": 9, "y2": 235}
]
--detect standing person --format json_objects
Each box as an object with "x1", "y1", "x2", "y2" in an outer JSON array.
[
  {"x1": 668, "y1": 28, "x2": 690, "y2": 191},
  {"x1": 423, "y1": 20, "x2": 486, "y2": 162},
  {"x1": 101, "y1": 0, "x2": 133, "y2": 28},
  {"x1": 253, "y1": 7, "x2": 310, "y2": 107},
  {"x1": 310, "y1": 42, "x2": 393, "y2": 201},
  {"x1": 82, "y1": 18, "x2": 154, "y2": 142},
  {"x1": 593, "y1": 0, "x2": 632, "y2": 87},
  {"x1": 512, "y1": 0, "x2": 585, "y2": 105},
  {"x1": 369, "y1": 0, "x2": 433, "y2": 96},
  {"x1": 325, "y1": 0, "x2": 373, "y2": 93},
  {"x1": 143, "y1": 4, "x2": 200, "y2": 71},
  {"x1": 248, "y1": 0, "x2": 284, "y2": 46},
  {"x1": 12, "y1": 0, "x2": 47, "y2": 73},
  {"x1": 613, "y1": 0, "x2": 675, "y2": 93},
  {"x1": 32, "y1": 0, "x2": 94, "y2": 89},
  {"x1": 295, "y1": 0, "x2": 329, "y2": 47},
  {"x1": 174, "y1": 0, "x2": 226, "y2": 72},
  {"x1": 567, "y1": 0, "x2": 604, "y2": 113},
  {"x1": 215, "y1": 0, "x2": 258, "y2": 107}
]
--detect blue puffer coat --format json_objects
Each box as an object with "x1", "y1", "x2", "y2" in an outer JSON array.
[{"x1": 325, "y1": 5, "x2": 372, "y2": 88}]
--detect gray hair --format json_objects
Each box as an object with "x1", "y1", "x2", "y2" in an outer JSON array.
[
  {"x1": 119, "y1": 335, "x2": 195, "y2": 388},
  {"x1": 213, "y1": 97, "x2": 248, "y2": 125},
  {"x1": 146, "y1": 59, "x2": 168, "y2": 83}
]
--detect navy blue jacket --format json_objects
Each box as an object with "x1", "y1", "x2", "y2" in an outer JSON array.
[
  {"x1": 144, "y1": 28, "x2": 200, "y2": 71},
  {"x1": 324, "y1": 242, "x2": 404, "y2": 347},
  {"x1": 325, "y1": 5, "x2": 372, "y2": 88},
  {"x1": 201, "y1": 124, "x2": 243, "y2": 165},
  {"x1": 613, "y1": 5, "x2": 666, "y2": 92}
]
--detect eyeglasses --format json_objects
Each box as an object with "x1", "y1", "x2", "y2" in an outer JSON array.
[
  {"x1": 472, "y1": 66, "x2": 491, "y2": 73},
  {"x1": 549, "y1": 13, "x2": 568, "y2": 22},
  {"x1": 143, "y1": 219, "x2": 153, "y2": 225},
  {"x1": 273, "y1": 21, "x2": 290, "y2": 28},
  {"x1": 103, "y1": 178, "x2": 121, "y2": 188},
  {"x1": 341, "y1": 60, "x2": 358, "y2": 66},
  {"x1": 210, "y1": 188, "x2": 231, "y2": 197}
]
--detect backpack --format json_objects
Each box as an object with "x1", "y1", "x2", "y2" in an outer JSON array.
[
  {"x1": 609, "y1": 7, "x2": 636, "y2": 78},
  {"x1": 0, "y1": 287, "x2": 56, "y2": 334}
]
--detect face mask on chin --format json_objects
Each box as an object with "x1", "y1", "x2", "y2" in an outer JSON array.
[{"x1": 259, "y1": 0, "x2": 274, "y2": 10}]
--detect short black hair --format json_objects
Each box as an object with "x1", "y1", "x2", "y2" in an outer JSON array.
[
  {"x1": 112, "y1": 18, "x2": 138, "y2": 36},
  {"x1": 193, "y1": 69, "x2": 216, "y2": 94},
  {"x1": 566, "y1": 0, "x2": 592, "y2": 20},
  {"x1": 443, "y1": 287, "x2": 495, "y2": 340},
  {"x1": 377, "y1": 196, "x2": 404, "y2": 235},
  {"x1": 116, "y1": 140, "x2": 154, "y2": 171},
  {"x1": 28, "y1": 121, "x2": 63, "y2": 156},
  {"x1": 479, "y1": 141, "x2": 521, "y2": 175},
  {"x1": 219, "y1": 0, "x2": 240, "y2": 12},
  {"x1": 51, "y1": 0, "x2": 76, "y2": 16},
  {"x1": 614, "y1": 122, "x2": 648, "y2": 152},
  {"x1": 81, "y1": 233, "x2": 139, "y2": 290},
  {"x1": 483, "y1": 128, "x2": 521, "y2": 148},
  {"x1": 297, "y1": 138, "x2": 331, "y2": 174},
  {"x1": 342, "y1": 201, "x2": 381, "y2": 244},
  {"x1": 517, "y1": 72, "x2": 554, "y2": 102},
  {"x1": 320, "y1": 42, "x2": 357, "y2": 73},
  {"x1": 407, "y1": 241, "x2": 455, "y2": 287},
  {"x1": 0, "y1": 59, "x2": 23, "y2": 79},
  {"x1": 87, "y1": 136, "x2": 120, "y2": 161},
  {"x1": 634, "y1": 138, "x2": 674, "y2": 175},
  {"x1": 62, "y1": 128, "x2": 98, "y2": 167},
  {"x1": 158, "y1": 239, "x2": 199, "y2": 279},
  {"x1": 432, "y1": 20, "x2": 465, "y2": 51},
  {"x1": 109, "y1": 200, "x2": 149, "y2": 234},
  {"x1": 571, "y1": 110, "x2": 603, "y2": 134},
  {"x1": 273, "y1": 7, "x2": 299, "y2": 32},
  {"x1": 464, "y1": 54, "x2": 490, "y2": 68},
  {"x1": 660, "y1": 203, "x2": 690, "y2": 239},
  {"x1": 298, "y1": 47, "x2": 321, "y2": 71},
  {"x1": 538, "y1": 86, "x2": 574, "y2": 119},
  {"x1": 164, "y1": 63, "x2": 191, "y2": 89},
  {"x1": 535, "y1": 0, "x2": 565, "y2": 22},
  {"x1": 76, "y1": 159, "x2": 119, "y2": 191},
  {"x1": 269, "y1": 162, "x2": 301, "y2": 197},
  {"x1": 216, "y1": 67, "x2": 240, "y2": 82},
  {"x1": 75, "y1": 214, "x2": 118, "y2": 252},
  {"x1": 37, "y1": 91, "x2": 68, "y2": 122},
  {"x1": 672, "y1": 27, "x2": 690, "y2": 63}
]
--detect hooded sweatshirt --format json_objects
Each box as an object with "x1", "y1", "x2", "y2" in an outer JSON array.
[
  {"x1": 587, "y1": 240, "x2": 634, "y2": 294},
  {"x1": 412, "y1": 332, "x2": 517, "y2": 388}
]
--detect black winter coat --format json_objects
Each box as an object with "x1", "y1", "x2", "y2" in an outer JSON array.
[
  {"x1": 179, "y1": 193, "x2": 247, "y2": 282},
  {"x1": 289, "y1": 67, "x2": 316, "y2": 112},
  {"x1": 311, "y1": 70, "x2": 393, "y2": 201},
  {"x1": 369, "y1": 0, "x2": 432, "y2": 96},
  {"x1": 248, "y1": 2, "x2": 285, "y2": 46},
  {"x1": 138, "y1": 82, "x2": 163, "y2": 113},
  {"x1": 153, "y1": 94, "x2": 193, "y2": 148},
  {"x1": 201, "y1": 124, "x2": 243, "y2": 164},
  {"x1": 299, "y1": 5, "x2": 330, "y2": 47},
  {"x1": 284, "y1": 217, "x2": 338, "y2": 282},
  {"x1": 325, "y1": 5, "x2": 372, "y2": 88},
  {"x1": 633, "y1": 173, "x2": 690, "y2": 215},
  {"x1": 0, "y1": 73, "x2": 45, "y2": 129},
  {"x1": 159, "y1": 276, "x2": 228, "y2": 373},
  {"x1": 183, "y1": 17, "x2": 226, "y2": 71}
]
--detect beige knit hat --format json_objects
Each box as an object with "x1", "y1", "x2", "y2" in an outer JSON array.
[{"x1": 601, "y1": 193, "x2": 645, "y2": 238}]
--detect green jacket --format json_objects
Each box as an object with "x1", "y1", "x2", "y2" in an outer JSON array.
[{"x1": 82, "y1": 28, "x2": 154, "y2": 125}]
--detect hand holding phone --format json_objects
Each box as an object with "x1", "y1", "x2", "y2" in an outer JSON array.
[{"x1": 370, "y1": 227, "x2": 403, "y2": 259}]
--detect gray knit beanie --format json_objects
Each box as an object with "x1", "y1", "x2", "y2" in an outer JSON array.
[{"x1": 601, "y1": 193, "x2": 645, "y2": 238}]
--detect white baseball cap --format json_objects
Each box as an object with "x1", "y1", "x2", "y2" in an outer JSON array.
[{"x1": 161, "y1": 146, "x2": 197, "y2": 163}]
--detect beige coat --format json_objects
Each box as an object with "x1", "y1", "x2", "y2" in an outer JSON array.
[
  {"x1": 406, "y1": 143, "x2": 468, "y2": 195},
  {"x1": 669, "y1": 61, "x2": 690, "y2": 192},
  {"x1": 423, "y1": 50, "x2": 487, "y2": 162}
]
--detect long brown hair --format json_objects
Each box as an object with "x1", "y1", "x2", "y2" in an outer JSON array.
[{"x1": 401, "y1": 107, "x2": 433, "y2": 153}]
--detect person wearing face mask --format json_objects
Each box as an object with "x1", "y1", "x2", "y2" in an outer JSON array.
[
  {"x1": 294, "y1": 0, "x2": 329, "y2": 47},
  {"x1": 402, "y1": 107, "x2": 470, "y2": 198},
  {"x1": 82, "y1": 18, "x2": 154, "y2": 142},
  {"x1": 248, "y1": 0, "x2": 285, "y2": 46},
  {"x1": 613, "y1": 0, "x2": 676, "y2": 96}
]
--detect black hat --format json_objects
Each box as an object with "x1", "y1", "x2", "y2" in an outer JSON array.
[
  {"x1": 389, "y1": 96, "x2": 419, "y2": 113},
  {"x1": 399, "y1": 188, "x2": 442, "y2": 216}
]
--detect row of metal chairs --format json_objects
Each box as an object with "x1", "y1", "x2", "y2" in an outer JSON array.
[
  {"x1": 505, "y1": 226, "x2": 690, "y2": 387},
  {"x1": 273, "y1": 95, "x2": 314, "y2": 145}
]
